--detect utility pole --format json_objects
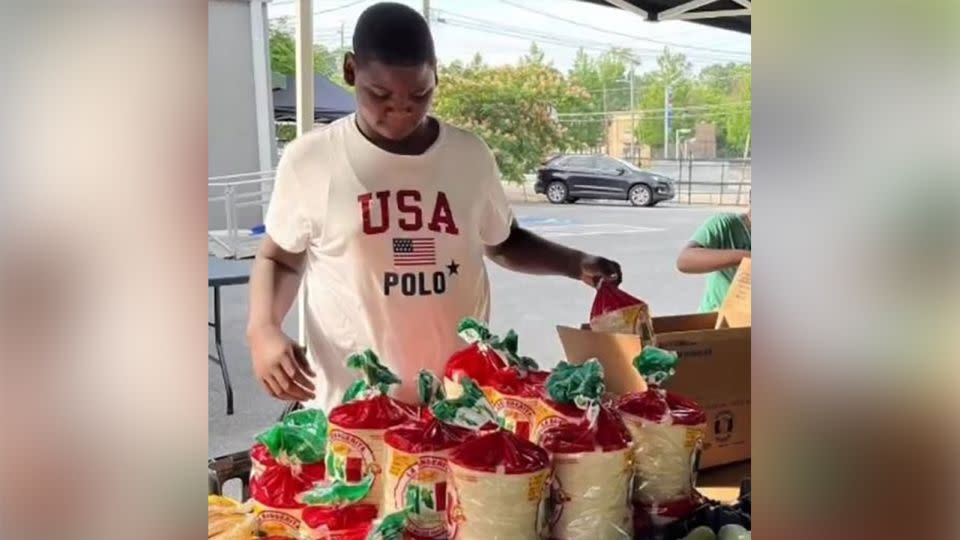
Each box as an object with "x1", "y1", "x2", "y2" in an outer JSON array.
[
  {"x1": 423, "y1": 0, "x2": 430, "y2": 26},
  {"x1": 663, "y1": 82, "x2": 671, "y2": 159},
  {"x1": 339, "y1": 21, "x2": 345, "y2": 49},
  {"x1": 601, "y1": 82, "x2": 608, "y2": 155},
  {"x1": 629, "y1": 66, "x2": 636, "y2": 163}
]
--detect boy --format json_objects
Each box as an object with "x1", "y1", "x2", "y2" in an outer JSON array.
[
  {"x1": 676, "y1": 208, "x2": 751, "y2": 312},
  {"x1": 246, "y1": 2, "x2": 621, "y2": 410}
]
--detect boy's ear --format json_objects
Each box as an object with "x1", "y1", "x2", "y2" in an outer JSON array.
[{"x1": 343, "y1": 52, "x2": 356, "y2": 86}]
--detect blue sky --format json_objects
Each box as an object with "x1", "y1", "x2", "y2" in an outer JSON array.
[{"x1": 267, "y1": 0, "x2": 751, "y2": 74}]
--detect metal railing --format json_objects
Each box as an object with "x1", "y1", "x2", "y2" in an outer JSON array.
[
  {"x1": 665, "y1": 158, "x2": 751, "y2": 206},
  {"x1": 208, "y1": 170, "x2": 276, "y2": 258}
]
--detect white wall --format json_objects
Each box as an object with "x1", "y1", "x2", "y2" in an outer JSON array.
[{"x1": 208, "y1": 0, "x2": 276, "y2": 230}]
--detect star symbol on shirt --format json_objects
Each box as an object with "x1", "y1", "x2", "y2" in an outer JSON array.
[{"x1": 447, "y1": 259, "x2": 460, "y2": 276}]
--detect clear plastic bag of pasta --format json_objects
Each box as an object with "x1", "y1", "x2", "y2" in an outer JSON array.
[
  {"x1": 539, "y1": 359, "x2": 633, "y2": 540},
  {"x1": 617, "y1": 346, "x2": 707, "y2": 537},
  {"x1": 446, "y1": 429, "x2": 551, "y2": 540}
]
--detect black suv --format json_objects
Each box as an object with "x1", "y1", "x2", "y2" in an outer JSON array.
[{"x1": 534, "y1": 154, "x2": 675, "y2": 206}]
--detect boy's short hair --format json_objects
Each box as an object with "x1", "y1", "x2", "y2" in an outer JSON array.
[{"x1": 352, "y1": 2, "x2": 436, "y2": 66}]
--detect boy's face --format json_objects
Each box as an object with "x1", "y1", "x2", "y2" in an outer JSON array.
[{"x1": 344, "y1": 54, "x2": 436, "y2": 141}]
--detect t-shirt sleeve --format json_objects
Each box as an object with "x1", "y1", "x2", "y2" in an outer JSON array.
[
  {"x1": 265, "y1": 150, "x2": 312, "y2": 253},
  {"x1": 689, "y1": 213, "x2": 731, "y2": 248},
  {"x1": 478, "y1": 146, "x2": 514, "y2": 246}
]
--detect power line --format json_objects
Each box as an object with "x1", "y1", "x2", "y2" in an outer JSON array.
[
  {"x1": 497, "y1": 0, "x2": 750, "y2": 58},
  {"x1": 270, "y1": 0, "x2": 370, "y2": 19},
  {"x1": 556, "y1": 110, "x2": 749, "y2": 126},
  {"x1": 433, "y1": 9, "x2": 748, "y2": 64},
  {"x1": 572, "y1": 73, "x2": 749, "y2": 95},
  {"x1": 555, "y1": 101, "x2": 750, "y2": 117},
  {"x1": 434, "y1": 14, "x2": 611, "y2": 54},
  {"x1": 434, "y1": 9, "x2": 664, "y2": 55}
]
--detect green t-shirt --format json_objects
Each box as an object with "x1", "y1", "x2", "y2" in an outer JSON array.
[{"x1": 690, "y1": 213, "x2": 751, "y2": 312}]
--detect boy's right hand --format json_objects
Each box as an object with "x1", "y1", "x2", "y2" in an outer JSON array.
[{"x1": 248, "y1": 325, "x2": 316, "y2": 402}]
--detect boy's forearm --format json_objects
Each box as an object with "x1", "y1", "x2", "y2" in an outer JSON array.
[
  {"x1": 246, "y1": 251, "x2": 304, "y2": 337},
  {"x1": 484, "y1": 225, "x2": 581, "y2": 278},
  {"x1": 676, "y1": 246, "x2": 748, "y2": 274}
]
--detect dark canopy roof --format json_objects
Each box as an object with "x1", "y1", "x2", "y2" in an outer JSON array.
[
  {"x1": 272, "y1": 75, "x2": 356, "y2": 124},
  {"x1": 579, "y1": 0, "x2": 750, "y2": 34}
]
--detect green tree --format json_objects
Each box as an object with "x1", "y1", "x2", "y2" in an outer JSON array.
[
  {"x1": 634, "y1": 48, "x2": 696, "y2": 153},
  {"x1": 434, "y1": 54, "x2": 587, "y2": 183},
  {"x1": 560, "y1": 48, "x2": 635, "y2": 151},
  {"x1": 270, "y1": 20, "x2": 296, "y2": 76},
  {"x1": 694, "y1": 63, "x2": 751, "y2": 156},
  {"x1": 521, "y1": 42, "x2": 548, "y2": 66},
  {"x1": 269, "y1": 20, "x2": 349, "y2": 88},
  {"x1": 724, "y1": 69, "x2": 751, "y2": 155}
]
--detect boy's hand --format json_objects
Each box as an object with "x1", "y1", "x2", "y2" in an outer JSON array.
[
  {"x1": 578, "y1": 254, "x2": 622, "y2": 287},
  {"x1": 248, "y1": 325, "x2": 316, "y2": 402}
]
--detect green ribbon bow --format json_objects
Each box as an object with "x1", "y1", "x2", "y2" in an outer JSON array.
[
  {"x1": 300, "y1": 474, "x2": 373, "y2": 506},
  {"x1": 366, "y1": 504, "x2": 413, "y2": 540},
  {"x1": 417, "y1": 369, "x2": 446, "y2": 406},
  {"x1": 341, "y1": 349, "x2": 402, "y2": 404},
  {"x1": 633, "y1": 346, "x2": 679, "y2": 386},
  {"x1": 546, "y1": 358, "x2": 605, "y2": 411},
  {"x1": 431, "y1": 377, "x2": 498, "y2": 430},
  {"x1": 255, "y1": 408, "x2": 328, "y2": 466},
  {"x1": 457, "y1": 318, "x2": 540, "y2": 372}
]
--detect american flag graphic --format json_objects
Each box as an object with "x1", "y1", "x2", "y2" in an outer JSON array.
[{"x1": 393, "y1": 238, "x2": 436, "y2": 266}]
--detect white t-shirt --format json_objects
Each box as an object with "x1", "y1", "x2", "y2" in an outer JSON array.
[{"x1": 265, "y1": 115, "x2": 513, "y2": 411}]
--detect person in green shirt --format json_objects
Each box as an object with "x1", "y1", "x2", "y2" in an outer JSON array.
[{"x1": 676, "y1": 209, "x2": 751, "y2": 312}]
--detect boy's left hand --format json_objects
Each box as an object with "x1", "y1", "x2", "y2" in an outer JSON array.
[{"x1": 577, "y1": 254, "x2": 622, "y2": 288}]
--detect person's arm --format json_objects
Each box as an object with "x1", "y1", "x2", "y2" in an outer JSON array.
[
  {"x1": 245, "y1": 238, "x2": 316, "y2": 402},
  {"x1": 247, "y1": 238, "x2": 305, "y2": 335},
  {"x1": 245, "y1": 142, "x2": 316, "y2": 402},
  {"x1": 477, "y1": 145, "x2": 621, "y2": 287},
  {"x1": 485, "y1": 220, "x2": 622, "y2": 286},
  {"x1": 676, "y1": 242, "x2": 750, "y2": 274}
]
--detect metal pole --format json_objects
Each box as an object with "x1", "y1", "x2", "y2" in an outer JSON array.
[
  {"x1": 295, "y1": 0, "x2": 314, "y2": 345},
  {"x1": 687, "y1": 143, "x2": 693, "y2": 204},
  {"x1": 295, "y1": 0, "x2": 314, "y2": 137},
  {"x1": 629, "y1": 68, "x2": 636, "y2": 163},
  {"x1": 423, "y1": 0, "x2": 430, "y2": 25},
  {"x1": 663, "y1": 83, "x2": 670, "y2": 159},
  {"x1": 224, "y1": 186, "x2": 236, "y2": 258},
  {"x1": 719, "y1": 161, "x2": 726, "y2": 205},
  {"x1": 736, "y1": 132, "x2": 750, "y2": 205},
  {"x1": 678, "y1": 152, "x2": 683, "y2": 187}
]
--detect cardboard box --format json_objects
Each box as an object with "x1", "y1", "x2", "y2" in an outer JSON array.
[
  {"x1": 716, "y1": 257, "x2": 751, "y2": 329},
  {"x1": 557, "y1": 312, "x2": 750, "y2": 469}
]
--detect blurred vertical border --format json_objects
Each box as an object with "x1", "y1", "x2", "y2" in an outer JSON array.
[
  {"x1": 754, "y1": 0, "x2": 960, "y2": 538},
  {"x1": 0, "y1": 2, "x2": 207, "y2": 540}
]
